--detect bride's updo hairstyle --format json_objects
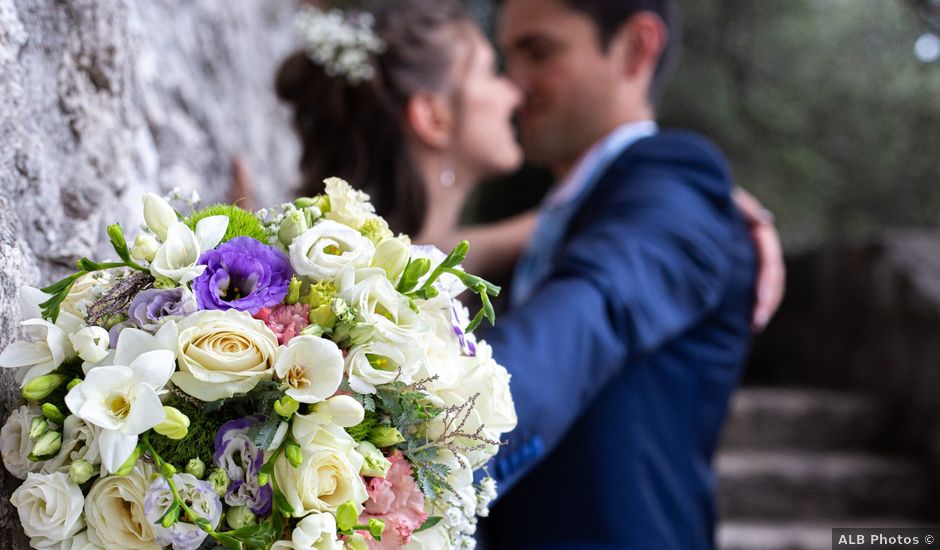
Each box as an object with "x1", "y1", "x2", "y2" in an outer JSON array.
[{"x1": 276, "y1": 0, "x2": 472, "y2": 236}]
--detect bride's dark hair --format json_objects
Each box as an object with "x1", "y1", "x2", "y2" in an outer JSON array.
[{"x1": 275, "y1": 0, "x2": 471, "y2": 236}]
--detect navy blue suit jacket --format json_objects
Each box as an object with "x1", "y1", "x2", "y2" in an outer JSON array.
[{"x1": 480, "y1": 131, "x2": 756, "y2": 549}]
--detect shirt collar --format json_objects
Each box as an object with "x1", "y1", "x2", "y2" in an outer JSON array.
[{"x1": 544, "y1": 120, "x2": 659, "y2": 208}]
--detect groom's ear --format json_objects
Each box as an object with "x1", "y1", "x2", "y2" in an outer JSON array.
[
  {"x1": 405, "y1": 92, "x2": 455, "y2": 149},
  {"x1": 612, "y1": 11, "x2": 668, "y2": 81}
]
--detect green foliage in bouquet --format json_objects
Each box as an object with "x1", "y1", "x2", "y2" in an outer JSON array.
[
  {"x1": 185, "y1": 204, "x2": 268, "y2": 243},
  {"x1": 149, "y1": 391, "x2": 237, "y2": 468}
]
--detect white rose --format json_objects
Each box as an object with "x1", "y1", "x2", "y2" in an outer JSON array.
[
  {"x1": 69, "y1": 326, "x2": 110, "y2": 364},
  {"x1": 428, "y1": 342, "x2": 517, "y2": 467},
  {"x1": 11, "y1": 471, "x2": 85, "y2": 548},
  {"x1": 289, "y1": 220, "x2": 374, "y2": 281},
  {"x1": 290, "y1": 512, "x2": 344, "y2": 550},
  {"x1": 149, "y1": 217, "x2": 227, "y2": 284},
  {"x1": 172, "y1": 309, "x2": 279, "y2": 401},
  {"x1": 338, "y1": 269, "x2": 427, "y2": 346},
  {"x1": 274, "y1": 335, "x2": 344, "y2": 404},
  {"x1": 60, "y1": 271, "x2": 114, "y2": 319},
  {"x1": 141, "y1": 192, "x2": 178, "y2": 241},
  {"x1": 415, "y1": 294, "x2": 466, "y2": 388},
  {"x1": 276, "y1": 420, "x2": 367, "y2": 516},
  {"x1": 323, "y1": 177, "x2": 374, "y2": 229},
  {"x1": 345, "y1": 340, "x2": 417, "y2": 394},
  {"x1": 85, "y1": 465, "x2": 159, "y2": 550},
  {"x1": 1, "y1": 405, "x2": 45, "y2": 479}
]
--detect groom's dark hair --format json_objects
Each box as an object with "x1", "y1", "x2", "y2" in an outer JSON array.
[{"x1": 558, "y1": 0, "x2": 680, "y2": 101}]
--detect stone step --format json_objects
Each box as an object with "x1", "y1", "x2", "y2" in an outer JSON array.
[
  {"x1": 717, "y1": 450, "x2": 933, "y2": 520},
  {"x1": 718, "y1": 520, "x2": 930, "y2": 550},
  {"x1": 720, "y1": 387, "x2": 886, "y2": 450}
]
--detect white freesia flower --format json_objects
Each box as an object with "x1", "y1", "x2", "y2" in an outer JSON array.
[
  {"x1": 274, "y1": 335, "x2": 344, "y2": 404},
  {"x1": 289, "y1": 219, "x2": 374, "y2": 281},
  {"x1": 345, "y1": 340, "x2": 416, "y2": 394},
  {"x1": 0, "y1": 287, "x2": 83, "y2": 385},
  {"x1": 10, "y1": 471, "x2": 85, "y2": 548},
  {"x1": 65, "y1": 350, "x2": 175, "y2": 474},
  {"x1": 85, "y1": 464, "x2": 158, "y2": 550},
  {"x1": 149, "y1": 217, "x2": 227, "y2": 283},
  {"x1": 1, "y1": 405, "x2": 46, "y2": 479},
  {"x1": 338, "y1": 268, "x2": 427, "y2": 346},
  {"x1": 323, "y1": 177, "x2": 374, "y2": 229},
  {"x1": 371, "y1": 235, "x2": 411, "y2": 283},
  {"x1": 141, "y1": 192, "x2": 178, "y2": 241},
  {"x1": 415, "y1": 294, "x2": 466, "y2": 388},
  {"x1": 171, "y1": 310, "x2": 278, "y2": 401},
  {"x1": 291, "y1": 512, "x2": 344, "y2": 550},
  {"x1": 428, "y1": 342, "x2": 517, "y2": 467},
  {"x1": 311, "y1": 395, "x2": 365, "y2": 428},
  {"x1": 69, "y1": 326, "x2": 110, "y2": 364}
]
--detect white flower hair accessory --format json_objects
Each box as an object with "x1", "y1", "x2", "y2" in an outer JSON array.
[{"x1": 295, "y1": 6, "x2": 385, "y2": 85}]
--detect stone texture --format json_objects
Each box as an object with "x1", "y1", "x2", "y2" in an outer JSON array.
[{"x1": 0, "y1": 0, "x2": 301, "y2": 545}]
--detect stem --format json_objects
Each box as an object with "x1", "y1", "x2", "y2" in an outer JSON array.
[{"x1": 142, "y1": 433, "x2": 220, "y2": 537}]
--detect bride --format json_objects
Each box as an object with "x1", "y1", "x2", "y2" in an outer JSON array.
[{"x1": 270, "y1": 0, "x2": 783, "y2": 326}]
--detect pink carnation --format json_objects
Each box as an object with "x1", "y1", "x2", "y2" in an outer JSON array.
[
  {"x1": 360, "y1": 451, "x2": 429, "y2": 549},
  {"x1": 253, "y1": 303, "x2": 310, "y2": 345}
]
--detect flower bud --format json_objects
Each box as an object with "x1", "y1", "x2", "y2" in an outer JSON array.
[
  {"x1": 314, "y1": 395, "x2": 365, "y2": 428},
  {"x1": 367, "y1": 426, "x2": 405, "y2": 448},
  {"x1": 153, "y1": 406, "x2": 190, "y2": 440},
  {"x1": 29, "y1": 417, "x2": 49, "y2": 440},
  {"x1": 371, "y1": 237, "x2": 410, "y2": 282},
  {"x1": 273, "y1": 395, "x2": 300, "y2": 419},
  {"x1": 131, "y1": 233, "x2": 160, "y2": 262},
  {"x1": 286, "y1": 276, "x2": 302, "y2": 305},
  {"x1": 66, "y1": 378, "x2": 82, "y2": 391},
  {"x1": 278, "y1": 210, "x2": 309, "y2": 247},
  {"x1": 368, "y1": 518, "x2": 385, "y2": 540},
  {"x1": 116, "y1": 446, "x2": 141, "y2": 476},
  {"x1": 160, "y1": 462, "x2": 177, "y2": 478},
  {"x1": 69, "y1": 458, "x2": 95, "y2": 484},
  {"x1": 41, "y1": 403, "x2": 66, "y2": 424},
  {"x1": 356, "y1": 441, "x2": 392, "y2": 478},
  {"x1": 285, "y1": 441, "x2": 303, "y2": 468},
  {"x1": 207, "y1": 467, "x2": 230, "y2": 497},
  {"x1": 160, "y1": 501, "x2": 180, "y2": 528},
  {"x1": 142, "y1": 192, "x2": 177, "y2": 241},
  {"x1": 29, "y1": 430, "x2": 61, "y2": 460},
  {"x1": 68, "y1": 326, "x2": 110, "y2": 364},
  {"x1": 309, "y1": 304, "x2": 336, "y2": 330},
  {"x1": 226, "y1": 505, "x2": 257, "y2": 530},
  {"x1": 345, "y1": 533, "x2": 368, "y2": 550},
  {"x1": 185, "y1": 457, "x2": 206, "y2": 479},
  {"x1": 256, "y1": 470, "x2": 270, "y2": 487},
  {"x1": 336, "y1": 501, "x2": 359, "y2": 532},
  {"x1": 21, "y1": 373, "x2": 69, "y2": 401}
]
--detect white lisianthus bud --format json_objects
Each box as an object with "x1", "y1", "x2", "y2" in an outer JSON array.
[
  {"x1": 68, "y1": 326, "x2": 110, "y2": 364},
  {"x1": 142, "y1": 193, "x2": 178, "y2": 241},
  {"x1": 312, "y1": 395, "x2": 365, "y2": 428},
  {"x1": 371, "y1": 236, "x2": 411, "y2": 283},
  {"x1": 69, "y1": 458, "x2": 95, "y2": 484},
  {"x1": 278, "y1": 209, "x2": 309, "y2": 247},
  {"x1": 130, "y1": 233, "x2": 160, "y2": 262}
]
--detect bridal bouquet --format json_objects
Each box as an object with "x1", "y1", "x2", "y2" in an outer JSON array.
[{"x1": 0, "y1": 178, "x2": 516, "y2": 550}]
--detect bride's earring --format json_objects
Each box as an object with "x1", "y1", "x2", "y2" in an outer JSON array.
[{"x1": 440, "y1": 149, "x2": 455, "y2": 188}]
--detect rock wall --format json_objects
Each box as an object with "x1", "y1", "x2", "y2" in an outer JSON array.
[{"x1": 0, "y1": 0, "x2": 300, "y2": 544}]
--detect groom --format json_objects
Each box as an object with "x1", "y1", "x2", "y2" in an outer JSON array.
[{"x1": 479, "y1": 0, "x2": 755, "y2": 548}]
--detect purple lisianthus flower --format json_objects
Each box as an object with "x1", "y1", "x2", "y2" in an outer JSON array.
[
  {"x1": 144, "y1": 473, "x2": 222, "y2": 550},
  {"x1": 127, "y1": 287, "x2": 198, "y2": 332},
  {"x1": 214, "y1": 417, "x2": 273, "y2": 516},
  {"x1": 193, "y1": 237, "x2": 292, "y2": 314}
]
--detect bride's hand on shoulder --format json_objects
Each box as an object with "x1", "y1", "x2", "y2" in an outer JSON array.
[{"x1": 733, "y1": 187, "x2": 785, "y2": 332}]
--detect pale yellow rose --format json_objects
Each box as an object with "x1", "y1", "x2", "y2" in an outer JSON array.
[
  {"x1": 274, "y1": 440, "x2": 368, "y2": 516},
  {"x1": 84, "y1": 465, "x2": 159, "y2": 550},
  {"x1": 171, "y1": 310, "x2": 279, "y2": 401}
]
